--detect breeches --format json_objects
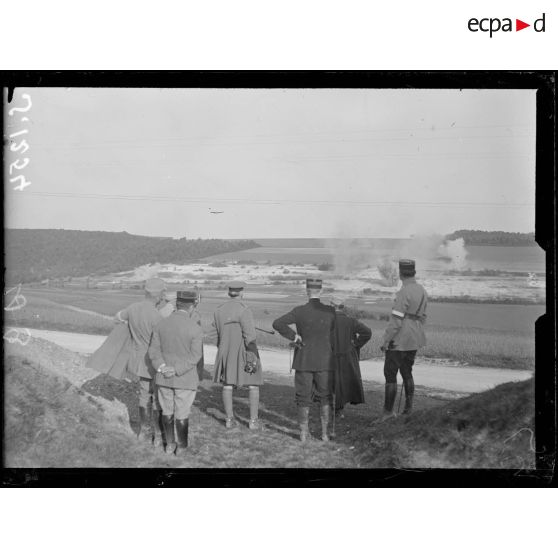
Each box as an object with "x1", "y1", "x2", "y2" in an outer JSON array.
[
  {"x1": 139, "y1": 378, "x2": 160, "y2": 410},
  {"x1": 158, "y1": 387, "x2": 197, "y2": 420},
  {"x1": 383, "y1": 350, "x2": 417, "y2": 383},
  {"x1": 295, "y1": 370, "x2": 331, "y2": 406}
]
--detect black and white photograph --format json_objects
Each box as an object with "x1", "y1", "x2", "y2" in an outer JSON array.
[{"x1": 2, "y1": 74, "x2": 554, "y2": 477}]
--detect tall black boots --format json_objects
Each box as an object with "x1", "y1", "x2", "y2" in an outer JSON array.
[
  {"x1": 382, "y1": 383, "x2": 398, "y2": 421},
  {"x1": 175, "y1": 419, "x2": 189, "y2": 457},
  {"x1": 162, "y1": 415, "x2": 176, "y2": 454},
  {"x1": 152, "y1": 409, "x2": 164, "y2": 447},
  {"x1": 161, "y1": 416, "x2": 189, "y2": 456},
  {"x1": 402, "y1": 377, "x2": 415, "y2": 414}
]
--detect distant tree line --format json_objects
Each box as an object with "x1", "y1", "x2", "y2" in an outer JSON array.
[
  {"x1": 445, "y1": 230, "x2": 536, "y2": 246},
  {"x1": 4, "y1": 229, "x2": 260, "y2": 284}
]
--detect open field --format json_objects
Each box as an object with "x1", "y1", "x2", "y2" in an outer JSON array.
[
  {"x1": 4, "y1": 337, "x2": 536, "y2": 468},
  {"x1": 202, "y1": 240, "x2": 546, "y2": 273},
  {"x1": 6, "y1": 286, "x2": 538, "y2": 370}
]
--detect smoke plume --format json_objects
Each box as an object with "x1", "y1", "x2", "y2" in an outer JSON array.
[{"x1": 437, "y1": 238, "x2": 468, "y2": 268}]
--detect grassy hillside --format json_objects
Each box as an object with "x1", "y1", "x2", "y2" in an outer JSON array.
[
  {"x1": 5, "y1": 337, "x2": 535, "y2": 469},
  {"x1": 358, "y1": 378, "x2": 535, "y2": 468},
  {"x1": 4, "y1": 229, "x2": 260, "y2": 284}
]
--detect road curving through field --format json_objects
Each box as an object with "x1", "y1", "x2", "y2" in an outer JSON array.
[{"x1": 21, "y1": 328, "x2": 533, "y2": 394}]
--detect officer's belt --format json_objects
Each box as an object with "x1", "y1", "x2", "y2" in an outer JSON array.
[{"x1": 404, "y1": 313, "x2": 422, "y2": 321}]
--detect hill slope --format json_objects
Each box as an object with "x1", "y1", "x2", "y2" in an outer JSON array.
[
  {"x1": 359, "y1": 378, "x2": 535, "y2": 468},
  {"x1": 5, "y1": 337, "x2": 535, "y2": 469},
  {"x1": 4, "y1": 229, "x2": 260, "y2": 284}
]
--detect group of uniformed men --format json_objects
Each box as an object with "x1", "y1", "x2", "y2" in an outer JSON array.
[{"x1": 110, "y1": 258, "x2": 427, "y2": 455}]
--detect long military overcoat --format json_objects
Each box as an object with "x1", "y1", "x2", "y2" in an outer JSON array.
[
  {"x1": 332, "y1": 311, "x2": 372, "y2": 409},
  {"x1": 211, "y1": 299, "x2": 263, "y2": 387},
  {"x1": 272, "y1": 298, "x2": 335, "y2": 372},
  {"x1": 86, "y1": 299, "x2": 162, "y2": 380},
  {"x1": 86, "y1": 322, "x2": 131, "y2": 380}
]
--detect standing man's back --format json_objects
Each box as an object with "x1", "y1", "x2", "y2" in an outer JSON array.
[
  {"x1": 149, "y1": 291, "x2": 203, "y2": 456},
  {"x1": 380, "y1": 259, "x2": 427, "y2": 419},
  {"x1": 116, "y1": 277, "x2": 165, "y2": 444},
  {"x1": 211, "y1": 281, "x2": 263, "y2": 429},
  {"x1": 273, "y1": 278, "x2": 335, "y2": 442}
]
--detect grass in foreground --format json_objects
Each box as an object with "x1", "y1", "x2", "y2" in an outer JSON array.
[
  {"x1": 358, "y1": 378, "x2": 535, "y2": 468},
  {"x1": 4, "y1": 337, "x2": 535, "y2": 469}
]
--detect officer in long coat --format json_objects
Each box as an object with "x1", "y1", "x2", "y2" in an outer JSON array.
[
  {"x1": 115, "y1": 278, "x2": 165, "y2": 443},
  {"x1": 380, "y1": 259, "x2": 427, "y2": 419},
  {"x1": 148, "y1": 291, "x2": 203, "y2": 456},
  {"x1": 272, "y1": 278, "x2": 335, "y2": 442},
  {"x1": 330, "y1": 296, "x2": 372, "y2": 416},
  {"x1": 211, "y1": 281, "x2": 263, "y2": 429}
]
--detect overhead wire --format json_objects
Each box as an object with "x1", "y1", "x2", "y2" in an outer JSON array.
[{"x1": 25, "y1": 191, "x2": 534, "y2": 208}]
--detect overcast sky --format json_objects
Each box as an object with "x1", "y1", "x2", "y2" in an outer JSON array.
[{"x1": 5, "y1": 87, "x2": 536, "y2": 239}]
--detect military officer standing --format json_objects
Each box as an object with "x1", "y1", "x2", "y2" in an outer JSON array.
[
  {"x1": 273, "y1": 278, "x2": 335, "y2": 442},
  {"x1": 330, "y1": 296, "x2": 372, "y2": 417},
  {"x1": 160, "y1": 290, "x2": 206, "y2": 380},
  {"x1": 380, "y1": 259, "x2": 427, "y2": 419},
  {"x1": 115, "y1": 277, "x2": 165, "y2": 445},
  {"x1": 149, "y1": 291, "x2": 203, "y2": 456},
  {"x1": 211, "y1": 281, "x2": 263, "y2": 429}
]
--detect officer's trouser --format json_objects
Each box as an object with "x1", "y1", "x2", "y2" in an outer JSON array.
[
  {"x1": 139, "y1": 377, "x2": 160, "y2": 410},
  {"x1": 383, "y1": 350, "x2": 417, "y2": 383},
  {"x1": 158, "y1": 387, "x2": 196, "y2": 420},
  {"x1": 295, "y1": 370, "x2": 331, "y2": 406}
]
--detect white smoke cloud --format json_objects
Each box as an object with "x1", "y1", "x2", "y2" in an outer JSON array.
[
  {"x1": 377, "y1": 257, "x2": 399, "y2": 286},
  {"x1": 437, "y1": 238, "x2": 468, "y2": 269}
]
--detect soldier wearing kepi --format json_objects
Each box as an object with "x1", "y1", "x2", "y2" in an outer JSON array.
[
  {"x1": 148, "y1": 291, "x2": 203, "y2": 456},
  {"x1": 380, "y1": 259, "x2": 427, "y2": 419},
  {"x1": 211, "y1": 281, "x2": 263, "y2": 429},
  {"x1": 160, "y1": 290, "x2": 206, "y2": 380},
  {"x1": 115, "y1": 277, "x2": 165, "y2": 445},
  {"x1": 272, "y1": 278, "x2": 335, "y2": 442}
]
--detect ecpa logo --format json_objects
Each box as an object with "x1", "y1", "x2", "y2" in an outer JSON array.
[{"x1": 468, "y1": 13, "x2": 546, "y2": 37}]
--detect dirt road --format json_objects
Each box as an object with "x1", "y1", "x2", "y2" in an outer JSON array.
[{"x1": 22, "y1": 328, "x2": 533, "y2": 394}]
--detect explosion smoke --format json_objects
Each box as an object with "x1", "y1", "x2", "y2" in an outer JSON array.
[
  {"x1": 437, "y1": 238, "x2": 468, "y2": 269},
  {"x1": 325, "y1": 238, "x2": 375, "y2": 277},
  {"x1": 377, "y1": 257, "x2": 399, "y2": 286}
]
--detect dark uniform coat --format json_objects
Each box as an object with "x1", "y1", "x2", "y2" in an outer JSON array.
[
  {"x1": 211, "y1": 299, "x2": 263, "y2": 387},
  {"x1": 273, "y1": 298, "x2": 335, "y2": 371},
  {"x1": 149, "y1": 311, "x2": 203, "y2": 390},
  {"x1": 382, "y1": 277, "x2": 428, "y2": 351},
  {"x1": 332, "y1": 311, "x2": 372, "y2": 409}
]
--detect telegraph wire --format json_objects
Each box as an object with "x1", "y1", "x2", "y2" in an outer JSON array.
[{"x1": 25, "y1": 191, "x2": 534, "y2": 208}]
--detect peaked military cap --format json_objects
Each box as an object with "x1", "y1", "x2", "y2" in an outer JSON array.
[
  {"x1": 176, "y1": 290, "x2": 198, "y2": 302},
  {"x1": 399, "y1": 259, "x2": 416, "y2": 273},
  {"x1": 228, "y1": 280, "x2": 245, "y2": 291},
  {"x1": 306, "y1": 278, "x2": 323, "y2": 289},
  {"x1": 145, "y1": 277, "x2": 166, "y2": 294}
]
